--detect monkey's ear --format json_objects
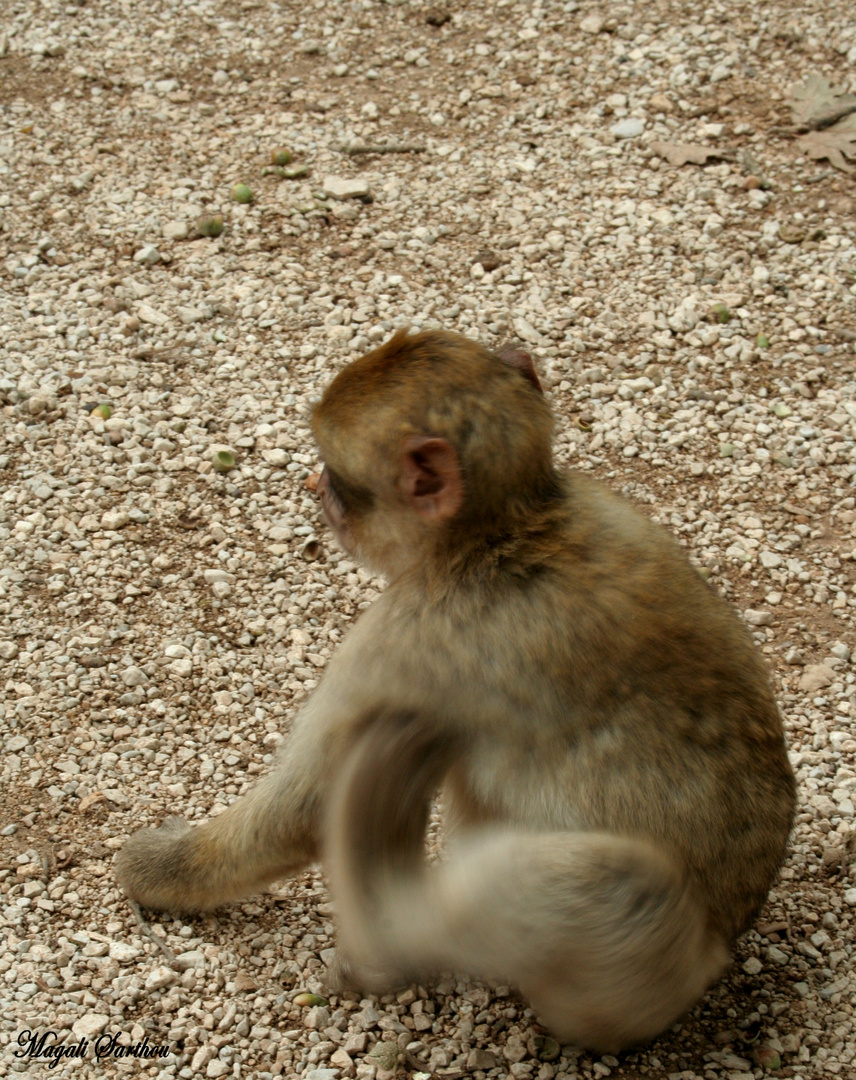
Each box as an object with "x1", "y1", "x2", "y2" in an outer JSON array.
[
  {"x1": 496, "y1": 343, "x2": 543, "y2": 394},
  {"x1": 400, "y1": 437, "x2": 463, "y2": 521}
]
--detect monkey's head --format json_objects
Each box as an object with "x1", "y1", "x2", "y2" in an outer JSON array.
[{"x1": 311, "y1": 329, "x2": 559, "y2": 579}]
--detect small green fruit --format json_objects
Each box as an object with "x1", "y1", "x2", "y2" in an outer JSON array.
[
  {"x1": 197, "y1": 214, "x2": 224, "y2": 237},
  {"x1": 232, "y1": 183, "x2": 253, "y2": 204},
  {"x1": 293, "y1": 993, "x2": 328, "y2": 1007},
  {"x1": 92, "y1": 403, "x2": 112, "y2": 420},
  {"x1": 212, "y1": 449, "x2": 236, "y2": 472},
  {"x1": 271, "y1": 148, "x2": 292, "y2": 166},
  {"x1": 533, "y1": 1035, "x2": 561, "y2": 1062},
  {"x1": 368, "y1": 1043, "x2": 398, "y2": 1070},
  {"x1": 756, "y1": 333, "x2": 770, "y2": 349},
  {"x1": 753, "y1": 1045, "x2": 782, "y2": 1070}
]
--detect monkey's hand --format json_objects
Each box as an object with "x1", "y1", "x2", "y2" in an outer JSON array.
[
  {"x1": 115, "y1": 817, "x2": 202, "y2": 912},
  {"x1": 324, "y1": 949, "x2": 400, "y2": 996},
  {"x1": 115, "y1": 765, "x2": 321, "y2": 912},
  {"x1": 323, "y1": 950, "x2": 360, "y2": 994}
]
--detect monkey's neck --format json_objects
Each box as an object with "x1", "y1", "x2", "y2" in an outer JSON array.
[{"x1": 435, "y1": 498, "x2": 567, "y2": 588}]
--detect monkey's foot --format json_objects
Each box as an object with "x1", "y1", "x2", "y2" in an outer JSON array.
[{"x1": 324, "y1": 949, "x2": 405, "y2": 996}]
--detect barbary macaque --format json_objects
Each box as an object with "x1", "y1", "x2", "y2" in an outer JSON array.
[{"x1": 117, "y1": 329, "x2": 795, "y2": 1052}]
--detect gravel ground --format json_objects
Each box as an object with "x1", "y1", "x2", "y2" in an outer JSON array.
[{"x1": 2, "y1": 1, "x2": 856, "y2": 1078}]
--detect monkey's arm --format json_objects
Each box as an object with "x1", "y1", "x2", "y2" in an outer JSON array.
[
  {"x1": 115, "y1": 604, "x2": 396, "y2": 912},
  {"x1": 115, "y1": 716, "x2": 331, "y2": 911}
]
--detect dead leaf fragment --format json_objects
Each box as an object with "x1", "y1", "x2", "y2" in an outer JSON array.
[
  {"x1": 787, "y1": 74, "x2": 856, "y2": 130},
  {"x1": 650, "y1": 141, "x2": 730, "y2": 166},
  {"x1": 795, "y1": 114, "x2": 856, "y2": 174},
  {"x1": 425, "y1": 7, "x2": 451, "y2": 26},
  {"x1": 79, "y1": 792, "x2": 106, "y2": 813},
  {"x1": 475, "y1": 249, "x2": 501, "y2": 272}
]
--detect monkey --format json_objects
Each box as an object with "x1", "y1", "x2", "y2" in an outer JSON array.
[{"x1": 116, "y1": 328, "x2": 795, "y2": 1053}]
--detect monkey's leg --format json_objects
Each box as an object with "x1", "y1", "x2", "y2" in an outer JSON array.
[
  {"x1": 115, "y1": 719, "x2": 331, "y2": 912},
  {"x1": 345, "y1": 830, "x2": 729, "y2": 1054}
]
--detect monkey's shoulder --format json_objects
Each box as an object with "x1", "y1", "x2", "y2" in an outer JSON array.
[
  {"x1": 560, "y1": 472, "x2": 685, "y2": 556},
  {"x1": 549, "y1": 476, "x2": 731, "y2": 620}
]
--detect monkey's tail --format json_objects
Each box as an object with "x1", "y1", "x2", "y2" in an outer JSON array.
[
  {"x1": 325, "y1": 710, "x2": 454, "y2": 978},
  {"x1": 326, "y1": 712, "x2": 729, "y2": 1051}
]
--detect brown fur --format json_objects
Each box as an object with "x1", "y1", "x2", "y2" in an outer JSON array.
[{"x1": 116, "y1": 329, "x2": 795, "y2": 1052}]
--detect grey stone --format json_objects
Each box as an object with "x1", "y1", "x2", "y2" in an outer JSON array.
[
  {"x1": 611, "y1": 118, "x2": 645, "y2": 139},
  {"x1": 323, "y1": 175, "x2": 372, "y2": 201}
]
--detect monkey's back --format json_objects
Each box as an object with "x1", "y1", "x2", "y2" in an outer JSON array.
[{"x1": 419, "y1": 473, "x2": 796, "y2": 943}]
